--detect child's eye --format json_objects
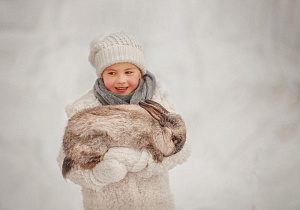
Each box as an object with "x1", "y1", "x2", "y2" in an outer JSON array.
[
  {"x1": 108, "y1": 72, "x2": 116, "y2": 75},
  {"x1": 125, "y1": 71, "x2": 133, "y2": 74}
]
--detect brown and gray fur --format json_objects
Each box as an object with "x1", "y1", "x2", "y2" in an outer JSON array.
[{"x1": 62, "y1": 100, "x2": 186, "y2": 178}]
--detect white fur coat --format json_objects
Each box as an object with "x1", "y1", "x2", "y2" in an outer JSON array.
[{"x1": 57, "y1": 82, "x2": 191, "y2": 210}]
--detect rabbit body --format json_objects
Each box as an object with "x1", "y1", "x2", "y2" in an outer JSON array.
[{"x1": 62, "y1": 100, "x2": 186, "y2": 177}]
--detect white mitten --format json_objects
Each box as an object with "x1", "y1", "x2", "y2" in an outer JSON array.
[
  {"x1": 91, "y1": 159, "x2": 128, "y2": 184},
  {"x1": 91, "y1": 147, "x2": 151, "y2": 185}
]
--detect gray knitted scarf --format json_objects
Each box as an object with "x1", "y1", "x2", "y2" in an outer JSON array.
[{"x1": 93, "y1": 71, "x2": 156, "y2": 105}]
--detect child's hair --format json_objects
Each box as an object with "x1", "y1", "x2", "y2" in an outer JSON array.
[{"x1": 88, "y1": 32, "x2": 147, "y2": 78}]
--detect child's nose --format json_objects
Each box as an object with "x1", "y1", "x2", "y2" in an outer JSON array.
[{"x1": 116, "y1": 74, "x2": 126, "y2": 83}]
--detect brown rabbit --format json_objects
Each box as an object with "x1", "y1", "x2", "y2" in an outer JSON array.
[{"x1": 62, "y1": 100, "x2": 186, "y2": 178}]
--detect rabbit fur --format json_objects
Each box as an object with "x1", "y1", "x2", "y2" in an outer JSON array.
[{"x1": 62, "y1": 100, "x2": 186, "y2": 178}]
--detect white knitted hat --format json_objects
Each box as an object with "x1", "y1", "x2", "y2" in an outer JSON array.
[{"x1": 89, "y1": 32, "x2": 146, "y2": 77}]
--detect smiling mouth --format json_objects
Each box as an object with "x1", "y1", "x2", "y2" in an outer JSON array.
[{"x1": 115, "y1": 87, "x2": 128, "y2": 92}]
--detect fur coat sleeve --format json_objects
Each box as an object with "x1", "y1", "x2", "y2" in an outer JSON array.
[{"x1": 57, "y1": 81, "x2": 191, "y2": 190}]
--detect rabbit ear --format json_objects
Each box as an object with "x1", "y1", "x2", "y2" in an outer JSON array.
[
  {"x1": 139, "y1": 101, "x2": 167, "y2": 126},
  {"x1": 144, "y1": 100, "x2": 169, "y2": 114}
]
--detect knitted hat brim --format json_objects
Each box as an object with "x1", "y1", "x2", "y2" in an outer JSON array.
[{"x1": 94, "y1": 46, "x2": 146, "y2": 78}]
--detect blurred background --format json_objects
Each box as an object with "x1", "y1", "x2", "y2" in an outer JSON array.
[{"x1": 1, "y1": 0, "x2": 300, "y2": 209}]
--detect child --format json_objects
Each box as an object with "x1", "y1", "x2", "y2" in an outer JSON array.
[{"x1": 57, "y1": 32, "x2": 191, "y2": 210}]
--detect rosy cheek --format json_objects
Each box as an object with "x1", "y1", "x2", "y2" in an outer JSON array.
[
  {"x1": 103, "y1": 79, "x2": 114, "y2": 91},
  {"x1": 129, "y1": 78, "x2": 140, "y2": 89}
]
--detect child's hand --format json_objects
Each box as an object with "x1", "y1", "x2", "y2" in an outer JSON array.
[{"x1": 91, "y1": 147, "x2": 152, "y2": 184}]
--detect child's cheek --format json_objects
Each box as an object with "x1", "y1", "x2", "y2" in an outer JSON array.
[
  {"x1": 103, "y1": 79, "x2": 115, "y2": 92},
  {"x1": 129, "y1": 77, "x2": 141, "y2": 90}
]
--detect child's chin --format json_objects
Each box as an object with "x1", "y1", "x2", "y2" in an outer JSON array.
[
  {"x1": 114, "y1": 89, "x2": 133, "y2": 95},
  {"x1": 115, "y1": 91, "x2": 128, "y2": 95}
]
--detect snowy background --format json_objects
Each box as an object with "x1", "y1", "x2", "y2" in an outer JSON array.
[{"x1": 1, "y1": 1, "x2": 300, "y2": 210}]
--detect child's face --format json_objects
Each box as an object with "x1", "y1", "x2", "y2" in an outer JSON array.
[{"x1": 102, "y1": 62, "x2": 142, "y2": 95}]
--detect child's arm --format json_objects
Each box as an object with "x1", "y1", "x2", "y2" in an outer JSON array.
[
  {"x1": 97, "y1": 140, "x2": 192, "y2": 179},
  {"x1": 137, "y1": 141, "x2": 191, "y2": 178},
  {"x1": 151, "y1": 82, "x2": 177, "y2": 112},
  {"x1": 57, "y1": 146, "x2": 152, "y2": 191},
  {"x1": 58, "y1": 142, "x2": 191, "y2": 190},
  {"x1": 65, "y1": 90, "x2": 101, "y2": 119}
]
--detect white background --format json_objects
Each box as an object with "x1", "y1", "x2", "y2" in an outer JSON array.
[{"x1": 1, "y1": 1, "x2": 300, "y2": 210}]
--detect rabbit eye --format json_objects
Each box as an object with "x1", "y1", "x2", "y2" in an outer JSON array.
[{"x1": 172, "y1": 136, "x2": 178, "y2": 144}]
